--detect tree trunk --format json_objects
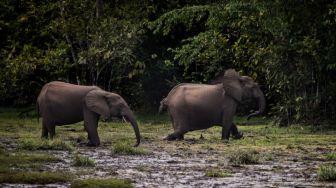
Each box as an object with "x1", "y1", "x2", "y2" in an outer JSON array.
[{"x1": 96, "y1": 0, "x2": 103, "y2": 18}]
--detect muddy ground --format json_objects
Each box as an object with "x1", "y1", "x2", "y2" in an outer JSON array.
[
  {"x1": 0, "y1": 110, "x2": 335, "y2": 187},
  {"x1": 66, "y1": 145, "x2": 335, "y2": 187}
]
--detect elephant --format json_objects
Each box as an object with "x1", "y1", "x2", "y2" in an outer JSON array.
[
  {"x1": 37, "y1": 81, "x2": 141, "y2": 147},
  {"x1": 159, "y1": 69, "x2": 266, "y2": 141}
]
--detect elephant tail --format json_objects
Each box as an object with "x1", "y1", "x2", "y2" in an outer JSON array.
[{"x1": 158, "y1": 98, "x2": 168, "y2": 114}]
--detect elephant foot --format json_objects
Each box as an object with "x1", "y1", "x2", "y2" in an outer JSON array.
[
  {"x1": 221, "y1": 139, "x2": 230, "y2": 144},
  {"x1": 233, "y1": 132, "x2": 243, "y2": 140},
  {"x1": 41, "y1": 135, "x2": 48, "y2": 139},
  {"x1": 164, "y1": 134, "x2": 177, "y2": 141},
  {"x1": 86, "y1": 141, "x2": 100, "y2": 147},
  {"x1": 164, "y1": 133, "x2": 184, "y2": 141}
]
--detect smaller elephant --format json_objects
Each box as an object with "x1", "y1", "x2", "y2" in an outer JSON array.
[
  {"x1": 159, "y1": 69, "x2": 265, "y2": 141},
  {"x1": 37, "y1": 81, "x2": 141, "y2": 147}
]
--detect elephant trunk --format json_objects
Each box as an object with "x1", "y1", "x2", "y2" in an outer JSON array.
[
  {"x1": 247, "y1": 89, "x2": 266, "y2": 120},
  {"x1": 158, "y1": 98, "x2": 167, "y2": 114},
  {"x1": 123, "y1": 110, "x2": 141, "y2": 147}
]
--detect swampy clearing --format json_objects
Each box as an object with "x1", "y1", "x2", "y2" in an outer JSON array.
[{"x1": 0, "y1": 108, "x2": 335, "y2": 187}]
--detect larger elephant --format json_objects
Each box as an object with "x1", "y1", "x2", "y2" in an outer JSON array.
[
  {"x1": 159, "y1": 69, "x2": 265, "y2": 141},
  {"x1": 37, "y1": 81, "x2": 141, "y2": 147}
]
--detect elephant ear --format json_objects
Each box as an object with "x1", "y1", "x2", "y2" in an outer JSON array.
[
  {"x1": 85, "y1": 89, "x2": 110, "y2": 119},
  {"x1": 222, "y1": 69, "x2": 243, "y2": 103}
]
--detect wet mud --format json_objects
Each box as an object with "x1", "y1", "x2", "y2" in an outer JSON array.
[
  {"x1": 4, "y1": 143, "x2": 333, "y2": 188},
  {"x1": 84, "y1": 147, "x2": 334, "y2": 188},
  {"x1": 1, "y1": 132, "x2": 335, "y2": 188}
]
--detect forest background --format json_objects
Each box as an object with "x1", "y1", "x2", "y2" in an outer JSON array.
[{"x1": 0, "y1": 0, "x2": 336, "y2": 126}]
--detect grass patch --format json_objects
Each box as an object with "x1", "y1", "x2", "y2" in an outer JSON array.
[
  {"x1": 205, "y1": 168, "x2": 232, "y2": 178},
  {"x1": 0, "y1": 151, "x2": 61, "y2": 172},
  {"x1": 227, "y1": 150, "x2": 260, "y2": 165},
  {"x1": 0, "y1": 152, "x2": 61, "y2": 164},
  {"x1": 18, "y1": 138, "x2": 74, "y2": 151},
  {"x1": 70, "y1": 178, "x2": 133, "y2": 188},
  {"x1": 261, "y1": 152, "x2": 275, "y2": 161},
  {"x1": 0, "y1": 171, "x2": 73, "y2": 184},
  {"x1": 325, "y1": 153, "x2": 336, "y2": 161},
  {"x1": 318, "y1": 165, "x2": 336, "y2": 181},
  {"x1": 135, "y1": 165, "x2": 150, "y2": 172},
  {"x1": 112, "y1": 142, "x2": 149, "y2": 155},
  {"x1": 0, "y1": 150, "x2": 65, "y2": 182},
  {"x1": 73, "y1": 154, "x2": 95, "y2": 167}
]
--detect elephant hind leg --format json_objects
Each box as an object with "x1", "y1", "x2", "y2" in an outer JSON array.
[
  {"x1": 48, "y1": 125, "x2": 56, "y2": 139},
  {"x1": 165, "y1": 112, "x2": 188, "y2": 141},
  {"x1": 41, "y1": 119, "x2": 48, "y2": 139},
  {"x1": 165, "y1": 132, "x2": 183, "y2": 141},
  {"x1": 165, "y1": 129, "x2": 186, "y2": 141},
  {"x1": 42, "y1": 119, "x2": 55, "y2": 139}
]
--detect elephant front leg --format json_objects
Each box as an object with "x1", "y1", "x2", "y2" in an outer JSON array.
[
  {"x1": 230, "y1": 123, "x2": 243, "y2": 139},
  {"x1": 84, "y1": 109, "x2": 100, "y2": 147},
  {"x1": 221, "y1": 126, "x2": 231, "y2": 141},
  {"x1": 84, "y1": 123, "x2": 91, "y2": 141},
  {"x1": 221, "y1": 116, "x2": 234, "y2": 141},
  {"x1": 85, "y1": 123, "x2": 100, "y2": 147},
  {"x1": 221, "y1": 104, "x2": 237, "y2": 141}
]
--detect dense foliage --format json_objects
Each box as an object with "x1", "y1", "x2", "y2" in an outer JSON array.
[{"x1": 1, "y1": 0, "x2": 336, "y2": 125}]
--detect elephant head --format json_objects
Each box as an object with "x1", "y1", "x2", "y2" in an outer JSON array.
[
  {"x1": 85, "y1": 89, "x2": 141, "y2": 146},
  {"x1": 222, "y1": 69, "x2": 266, "y2": 119}
]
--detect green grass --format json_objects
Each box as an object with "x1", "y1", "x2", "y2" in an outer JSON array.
[
  {"x1": 73, "y1": 154, "x2": 95, "y2": 167},
  {"x1": 112, "y1": 142, "x2": 149, "y2": 155},
  {"x1": 0, "y1": 152, "x2": 61, "y2": 164},
  {"x1": 70, "y1": 178, "x2": 133, "y2": 188},
  {"x1": 0, "y1": 171, "x2": 72, "y2": 184},
  {"x1": 0, "y1": 150, "x2": 61, "y2": 171},
  {"x1": 205, "y1": 168, "x2": 232, "y2": 178},
  {"x1": 135, "y1": 164, "x2": 150, "y2": 172},
  {"x1": 0, "y1": 149, "x2": 69, "y2": 184},
  {"x1": 227, "y1": 150, "x2": 260, "y2": 165},
  {"x1": 325, "y1": 153, "x2": 336, "y2": 161},
  {"x1": 18, "y1": 138, "x2": 74, "y2": 151},
  {"x1": 318, "y1": 165, "x2": 336, "y2": 181}
]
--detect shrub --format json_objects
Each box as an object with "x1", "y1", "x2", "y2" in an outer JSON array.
[
  {"x1": 0, "y1": 171, "x2": 72, "y2": 184},
  {"x1": 318, "y1": 165, "x2": 336, "y2": 181},
  {"x1": 73, "y1": 154, "x2": 95, "y2": 167},
  {"x1": 18, "y1": 138, "x2": 74, "y2": 151},
  {"x1": 205, "y1": 168, "x2": 232, "y2": 178},
  {"x1": 325, "y1": 153, "x2": 336, "y2": 161},
  {"x1": 112, "y1": 143, "x2": 149, "y2": 155},
  {"x1": 0, "y1": 152, "x2": 60, "y2": 164},
  {"x1": 228, "y1": 150, "x2": 260, "y2": 165}
]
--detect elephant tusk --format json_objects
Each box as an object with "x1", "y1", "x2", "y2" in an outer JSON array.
[
  {"x1": 122, "y1": 116, "x2": 127, "y2": 123},
  {"x1": 247, "y1": 111, "x2": 260, "y2": 120}
]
